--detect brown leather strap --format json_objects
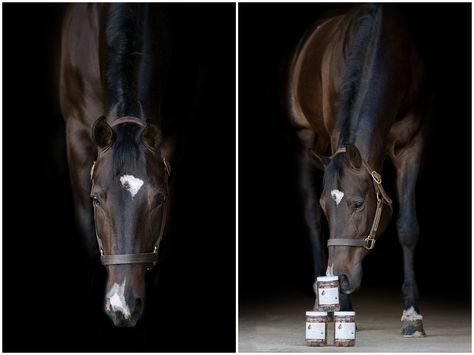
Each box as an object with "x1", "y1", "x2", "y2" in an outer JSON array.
[
  {"x1": 327, "y1": 239, "x2": 368, "y2": 247},
  {"x1": 110, "y1": 116, "x2": 146, "y2": 128},
  {"x1": 101, "y1": 252, "x2": 159, "y2": 266}
]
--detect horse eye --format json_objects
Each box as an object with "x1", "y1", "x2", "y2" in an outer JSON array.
[
  {"x1": 90, "y1": 194, "x2": 101, "y2": 205},
  {"x1": 353, "y1": 201, "x2": 364, "y2": 211},
  {"x1": 155, "y1": 193, "x2": 167, "y2": 207}
]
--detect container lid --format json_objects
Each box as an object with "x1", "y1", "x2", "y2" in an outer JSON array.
[
  {"x1": 334, "y1": 311, "x2": 356, "y2": 316},
  {"x1": 316, "y1": 276, "x2": 339, "y2": 282},
  {"x1": 306, "y1": 311, "x2": 328, "y2": 316}
]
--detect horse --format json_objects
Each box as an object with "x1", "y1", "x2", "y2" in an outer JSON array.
[
  {"x1": 287, "y1": 4, "x2": 431, "y2": 337},
  {"x1": 59, "y1": 4, "x2": 174, "y2": 327}
]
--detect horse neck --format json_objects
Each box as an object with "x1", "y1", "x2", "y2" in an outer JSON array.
[
  {"x1": 336, "y1": 4, "x2": 405, "y2": 171},
  {"x1": 349, "y1": 116, "x2": 392, "y2": 171}
]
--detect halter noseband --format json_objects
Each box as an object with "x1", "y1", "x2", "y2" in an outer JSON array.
[
  {"x1": 324, "y1": 147, "x2": 392, "y2": 251},
  {"x1": 90, "y1": 116, "x2": 170, "y2": 268}
]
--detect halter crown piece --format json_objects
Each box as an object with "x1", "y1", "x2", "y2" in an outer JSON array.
[
  {"x1": 324, "y1": 147, "x2": 392, "y2": 251},
  {"x1": 90, "y1": 116, "x2": 170, "y2": 268}
]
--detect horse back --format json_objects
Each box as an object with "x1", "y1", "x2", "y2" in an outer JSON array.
[{"x1": 288, "y1": 5, "x2": 429, "y2": 154}]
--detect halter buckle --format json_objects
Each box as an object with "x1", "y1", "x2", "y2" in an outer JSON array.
[
  {"x1": 371, "y1": 171, "x2": 382, "y2": 184},
  {"x1": 364, "y1": 236, "x2": 376, "y2": 250}
]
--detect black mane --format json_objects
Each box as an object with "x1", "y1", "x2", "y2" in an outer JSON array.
[
  {"x1": 105, "y1": 4, "x2": 148, "y2": 118},
  {"x1": 338, "y1": 4, "x2": 382, "y2": 145},
  {"x1": 323, "y1": 154, "x2": 345, "y2": 191}
]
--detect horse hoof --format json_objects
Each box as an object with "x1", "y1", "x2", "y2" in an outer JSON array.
[{"x1": 401, "y1": 319, "x2": 426, "y2": 337}]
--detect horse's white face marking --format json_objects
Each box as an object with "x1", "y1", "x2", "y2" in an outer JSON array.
[
  {"x1": 401, "y1": 306, "x2": 423, "y2": 321},
  {"x1": 120, "y1": 175, "x2": 144, "y2": 198},
  {"x1": 331, "y1": 189, "x2": 344, "y2": 205},
  {"x1": 106, "y1": 279, "x2": 131, "y2": 320},
  {"x1": 326, "y1": 264, "x2": 334, "y2": 276}
]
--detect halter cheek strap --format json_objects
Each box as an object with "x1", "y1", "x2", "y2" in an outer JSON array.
[{"x1": 324, "y1": 147, "x2": 393, "y2": 251}]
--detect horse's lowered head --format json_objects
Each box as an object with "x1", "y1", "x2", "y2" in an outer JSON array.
[
  {"x1": 90, "y1": 116, "x2": 171, "y2": 327},
  {"x1": 311, "y1": 144, "x2": 392, "y2": 294}
]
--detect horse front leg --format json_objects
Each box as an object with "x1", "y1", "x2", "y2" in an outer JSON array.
[
  {"x1": 392, "y1": 133, "x2": 426, "y2": 337},
  {"x1": 296, "y1": 131, "x2": 325, "y2": 305},
  {"x1": 65, "y1": 121, "x2": 98, "y2": 263}
]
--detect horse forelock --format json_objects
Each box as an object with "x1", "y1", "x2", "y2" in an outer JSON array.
[
  {"x1": 323, "y1": 154, "x2": 345, "y2": 191},
  {"x1": 111, "y1": 125, "x2": 142, "y2": 176}
]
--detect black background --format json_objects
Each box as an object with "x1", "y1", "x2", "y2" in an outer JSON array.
[
  {"x1": 239, "y1": 3, "x2": 471, "y2": 302},
  {"x1": 3, "y1": 3, "x2": 235, "y2": 352},
  {"x1": 2, "y1": 2, "x2": 472, "y2": 352}
]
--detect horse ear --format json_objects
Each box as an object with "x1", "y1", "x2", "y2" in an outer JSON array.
[
  {"x1": 309, "y1": 149, "x2": 330, "y2": 170},
  {"x1": 92, "y1": 116, "x2": 114, "y2": 148},
  {"x1": 141, "y1": 122, "x2": 162, "y2": 151},
  {"x1": 345, "y1": 144, "x2": 362, "y2": 169}
]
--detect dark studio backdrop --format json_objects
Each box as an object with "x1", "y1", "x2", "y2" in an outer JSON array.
[
  {"x1": 239, "y1": 3, "x2": 471, "y2": 303},
  {"x1": 3, "y1": 3, "x2": 235, "y2": 352}
]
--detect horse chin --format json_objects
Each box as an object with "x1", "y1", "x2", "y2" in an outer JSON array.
[
  {"x1": 338, "y1": 272, "x2": 362, "y2": 294},
  {"x1": 341, "y1": 284, "x2": 360, "y2": 295}
]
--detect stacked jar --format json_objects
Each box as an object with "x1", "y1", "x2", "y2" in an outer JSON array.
[
  {"x1": 316, "y1": 276, "x2": 340, "y2": 311},
  {"x1": 305, "y1": 276, "x2": 357, "y2": 347},
  {"x1": 305, "y1": 311, "x2": 328, "y2": 346}
]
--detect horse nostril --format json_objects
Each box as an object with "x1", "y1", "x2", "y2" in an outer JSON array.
[{"x1": 339, "y1": 274, "x2": 350, "y2": 292}]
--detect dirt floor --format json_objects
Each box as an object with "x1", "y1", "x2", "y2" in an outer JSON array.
[{"x1": 239, "y1": 288, "x2": 471, "y2": 352}]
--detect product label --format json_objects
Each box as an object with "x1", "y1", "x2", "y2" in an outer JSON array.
[
  {"x1": 306, "y1": 322, "x2": 326, "y2": 340},
  {"x1": 318, "y1": 286, "x2": 339, "y2": 305},
  {"x1": 335, "y1": 322, "x2": 356, "y2": 340}
]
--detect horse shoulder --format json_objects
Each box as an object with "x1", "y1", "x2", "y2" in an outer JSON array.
[
  {"x1": 60, "y1": 4, "x2": 104, "y2": 128},
  {"x1": 288, "y1": 16, "x2": 346, "y2": 144}
]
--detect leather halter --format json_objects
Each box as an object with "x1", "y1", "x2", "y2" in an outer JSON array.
[
  {"x1": 90, "y1": 116, "x2": 170, "y2": 268},
  {"x1": 324, "y1": 147, "x2": 392, "y2": 251}
]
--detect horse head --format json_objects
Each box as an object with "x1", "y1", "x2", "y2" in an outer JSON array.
[
  {"x1": 90, "y1": 116, "x2": 170, "y2": 327},
  {"x1": 311, "y1": 144, "x2": 392, "y2": 294}
]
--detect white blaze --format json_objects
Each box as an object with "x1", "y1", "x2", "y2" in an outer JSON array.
[
  {"x1": 120, "y1": 175, "x2": 144, "y2": 198},
  {"x1": 326, "y1": 264, "x2": 334, "y2": 276},
  {"x1": 106, "y1": 279, "x2": 131, "y2": 320},
  {"x1": 331, "y1": 189, "x2": 344, "y2": 205}
]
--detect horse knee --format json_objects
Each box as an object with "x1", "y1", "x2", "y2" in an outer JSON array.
[{"x1": 396, "y1": 218, "x2": 419, "y2": 248}]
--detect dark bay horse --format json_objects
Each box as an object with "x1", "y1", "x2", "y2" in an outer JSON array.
[
  {"x1": 288, "y1": 4, "x2": 430, "y2": 336},
  {"x1": 60, "y1": 4, "x2": 174, "y2": 327}
]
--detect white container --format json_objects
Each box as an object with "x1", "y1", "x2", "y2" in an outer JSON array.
[
  {"x1": 334, "y1": 311, "x2": 356, "y2": 346},
  {"x1": 305, "y1": 311, "x2": 328, "y2": 346},
  {"x1": 316, "y1": 276, "x2": 340, "y2": 311}
]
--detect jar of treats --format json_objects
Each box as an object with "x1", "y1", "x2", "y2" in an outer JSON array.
[
  {"x1": 334, "y1": 311, "x2": 356, "y2": 346},
  {"x1": 305, "y1": 311, "x2": 328, "y2": 346},
  {"x1": 316, "y1": 276, "x2": 340, "y2": 311}
]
